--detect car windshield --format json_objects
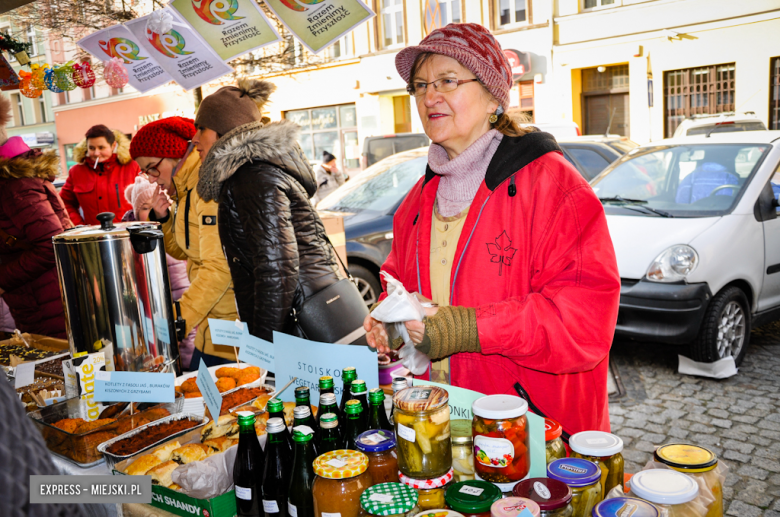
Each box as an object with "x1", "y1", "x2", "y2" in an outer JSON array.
[
  {"x1": 317, "y1": 154, "x2": 428, "y2": 213},
  {"x1": 590, "y1": 143, "x2": 770, "y2": 217}
]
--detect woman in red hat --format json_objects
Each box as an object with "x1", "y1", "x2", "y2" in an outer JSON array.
[{"x1": 130, "y1": 117, "x2": 238, "y2": 367}]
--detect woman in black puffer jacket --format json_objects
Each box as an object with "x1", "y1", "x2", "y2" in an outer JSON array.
[{"x1": 195, "y1": 80, "x2": 343, "y2": 341}]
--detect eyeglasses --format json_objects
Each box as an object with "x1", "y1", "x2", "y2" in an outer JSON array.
[
  {"x1": 406, "y1": 77, "x2": 480, "y2": 97},
  {"x1": 141, "y1": 157, "x2": 165, "y2": 178}
]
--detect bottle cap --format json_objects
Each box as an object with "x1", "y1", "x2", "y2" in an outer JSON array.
[
  {"x1": 592, "y1": 498, "x2": 660, "y2": 517},
  {"x1": 472, "y1": 395, "x2": 527, "y2": 419},
  {"x1": 361, "y1": 482, "x2": 418, "y2": 516},
  {"x1": 346, "y1": 399, "x2": 363, "y2": 415},
  {"x1": 489, "y1": 497, "x2": 541, "y2": 517},
  {"x1": 629, "y1": 469, "x2": 699, "y2": 505},
  {"x1": 267, "y1": 417, "x2": 286, "y2": 434},
  {"x1": 342, "y1": 367, "x2": 357, "y2": 382},
  {"x1": 319, "y1": 376, "x2": 334, "y2": 390},
  {"x1": 544, "y1": 419, "x2": 562, "y2": 442},
  {"x1": 294, "y1": 405, "x2": 312, "y2": 419},
  {"x1": 294, "y1": 386, "x2": 310, "y2": 401},
  {"x1": 393, "y1": 386, "x2": 449, "y2": 412},
  {"x1": 391, "y1": 377, "x2": 409, "y2": 392},
  {"x1": 313, "y1": 449, "x2": 368, "y2": 478},
  {"x1": 356, "y1": 429, "x2": 396, "y2": 452},
  {"x1": 236, "y1": 411, "x2": 255, "y2": 427},
  {"x1": 351, "y1": 379, "x2": 367, "y2": 394},
  {"x1": 569, "y1": 431, "x2": 623, "y2": 457},
  {"x1": 654, "y1": 443, "x2": 718, "y2": 473},
  {"x1": 292, "y1": 426, "x2": 314, "y2": 442},
  {"x1": 267, "y1": 398, "x2": 284, "y2": 413},
  {"x1": 369, "y1": 388, "x2": 386, "y2": 404},
  {"x1": 444, "y1": 480, "x2": 502, "y2": 514},
  {"x1": 320, "y1": 392, "x2": 337, "y2": 406},
  {"x1": 546, "y1": 459, "x2": 601, "y2": 488},
  {"x1": 320, "y1": 413, "x2": 339, "y2": 429},
  {"x1": 512, "y1": 478, "x2": 572, "y2": 511}
]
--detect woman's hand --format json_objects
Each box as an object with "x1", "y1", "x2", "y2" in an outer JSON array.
[
  {"x1": 152, "y1": 184, "x2": 172, "y2": 220},
  {"x1": 364, "y1": 314, "x2": 391, "y2": 354},
  {"x1": 405, "y1": 304, "x2": 438, "y2": 344}
]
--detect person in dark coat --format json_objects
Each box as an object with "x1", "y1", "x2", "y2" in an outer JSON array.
[
  {"x1": 0, "y1": 94, "x2": 73, "y2": 338},
  {"x1": 195, "y1": 79, "x2": 343, "y2": 342}
]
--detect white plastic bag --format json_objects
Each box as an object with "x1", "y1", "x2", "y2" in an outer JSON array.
[{"x1": 370, "y1": 272, "x2": 431, "y2": 375}]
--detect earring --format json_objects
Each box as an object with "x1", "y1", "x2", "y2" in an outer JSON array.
[{"x1": 489, "y1": 113, "x2": 498, "y2": 124}]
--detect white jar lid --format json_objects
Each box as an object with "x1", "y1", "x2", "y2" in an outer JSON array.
[
  {"x1": 630, "y1": 470, "x2": 699, "y2": 505},
  {"x1": 569, "y1": 431, "x2": 624, "y2": 457},
  {"x1": 472, "y1": 395, "x2": 528, "y2": 419}
]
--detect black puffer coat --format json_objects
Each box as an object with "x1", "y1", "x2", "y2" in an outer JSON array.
[{"x1": 197, "y1": 120, "x2": 342, "y2": 341}]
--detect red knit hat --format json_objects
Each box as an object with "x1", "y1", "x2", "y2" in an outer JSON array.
[
  {"x1": 395, "y1": 23, "x2": 513, "y2": 110},
  {"x1": 130, "y1": 116, "x2": 196, "y2": 159}
]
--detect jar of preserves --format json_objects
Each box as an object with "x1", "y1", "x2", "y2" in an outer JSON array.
[
  {"x1": 451, "y1": 420, "x2": 475, "y2": 482},
  {"x1": 568, "y1": 431, "x2": 624, "y2": 496},
  {"x1": 445, "y1": 480, "x2": 502, "y2": 517},
  {"x1": 394, "y1": 386, "x2": 452, "y2": 479},
  {"x1": 547, "y1": 459, "x2": 602, "y2": 517},
  {"x1": 544, "y1": 419, "x2": 566, "y2": 465},
  {"x1": 312, "y1": 449, "x2": 373, "y2": 517},
  {"x1": 471, "y1": 395, "x2": 530, "y2": 492},
  {"x1": 400, "y1": 468, "x2": 454, "y2": 511},
  {"x1": 513, "y1": 478, "x2": 574, "y2": 517},
  {"x1": 361, "y1": 482, "x2": 419, "y2": 517},
  {"x1": 654, "y1": 444, "x2": 722, "y2": 517},
  {"x1": 413, "y1": 511, "x2": 464, "y2": 517},
  {"x1": 356, "y1": 429, "x2": 399, "y2": 485},
  {"x1": 628, "y1": 469, "x2": 700, "y2": 517},
  {"x1": 591, "y1": 497, "x2": 660, "y2": 517},
  {"x1": 490, "y1": 497, "x2": 540, "y2": 517}
]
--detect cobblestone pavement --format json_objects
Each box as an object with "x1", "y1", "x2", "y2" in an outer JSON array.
[{"x1": 609, "y1": 321, "x2": 780, "y2": 516}]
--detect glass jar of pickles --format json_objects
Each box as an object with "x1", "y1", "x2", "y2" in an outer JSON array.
[
  {"x1": 361, "y1": 482, "x2": 419, "y2": 517},
  {"x1": 394, "y1": 386, "x2": 452, "y2": 479},
  {"x1": 444, "y1": 480, "x2": 502, "y2": 517},
  {"x1": 400, "y1": 468, "x2": 454, "y2": 511},
  {"x1": 544, "y1": 419, "x2": 566, "y2": 465},
  {"x1": 628, "y1": 469, "x2": 700, "y2": 517},
  {"x1": 312, "y1": 450, "x2": 373, "y2": 517},
  {"x1": 513, "y1": 478, "x2": 574, "y2": 517},
  {"x1": 591, "y1": 497, "x2": 659, "y2": 517},
  {"x1": 568, "y1": 431, "x2": 624, "y2": 495},
  {"x1": 451, "y1": 420, "x2": 475, "y2": 482},
  {"x1": 490, "y1": 497, "x2": 540, "y2": 517},
  {"x1": 654, "y1": 444, "x2": 722, "y2": 517},
  {"x1": 472, "y1": 395, "x2": 530, "y2": 492},
  {"x1": 547, "y1": 459, "x2": 602, "y2": 517},
  {"x1": 356, "y1": 429, "x2": 399, "y2": 485}
]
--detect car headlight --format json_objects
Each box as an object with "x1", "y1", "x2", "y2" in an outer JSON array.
[{"x1": 645, "y1": 245, "x2": 699, "y2": 282}]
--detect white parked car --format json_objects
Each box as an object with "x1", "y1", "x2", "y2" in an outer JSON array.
[
  {"x1": 672, "y1": 112, "x2": 766, "y2": 138},
  {"x1": 590, "y1": 131, "x2": 780, "y2": 365}
]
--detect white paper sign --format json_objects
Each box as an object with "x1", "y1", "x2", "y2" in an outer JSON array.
[
  {"x1": 14, "y1": 361, "x2": 36, "y2": 389},
  {"x1": 459, "y1": 485, "x2": 484, "y2": 496}
]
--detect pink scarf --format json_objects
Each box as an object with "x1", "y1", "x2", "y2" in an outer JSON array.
[{"x1": 427, "y1": 129, "x2": 503, "y2": 217}]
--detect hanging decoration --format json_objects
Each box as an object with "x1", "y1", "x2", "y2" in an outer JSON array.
[
  {"x1": 72, "y1": 61, "x2": 96, "y2": 89},
  {"x1": 31, "y1": 63, "x2": 49, "y2": 90},
  {"x1": 43, "y1": 67, "x2": 64, "y2": 93},
  {"x1": 0, "y1": 32, "x2": 33, "y2": 66},
  {"x1": 18, "y1": 70, "x2": 41, "y2": 98},
  {"x1": 103, "y1": 57, "x2": 129, "y2": 88},
  {"x1": 53, "y1": 62, "x2": 77, "y2": 91},
  {"x1": 0, "y1": 52, "x2": 20, "y2": 91},
  {"x1": 146, "y1": 9, "x2": 174, "y2": 36}
]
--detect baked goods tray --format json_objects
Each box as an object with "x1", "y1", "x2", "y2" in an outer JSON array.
[
  {"x1": 50, "y1": 450, "x2": 105, "y2": 469},
  {"x1": 98, "y1": 412, "x2": 209, "y2": 472}
]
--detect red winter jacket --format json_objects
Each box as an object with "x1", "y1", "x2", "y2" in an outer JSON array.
[
  {"x1": 0, "y1": 150, "x2": 73, "y2": 338},
  {"x1": 60, "y1": 131, "x2": 139, "y2": 225},
  {"x1": 380, "y1": 132, "x2": 621, "y2": 439}
]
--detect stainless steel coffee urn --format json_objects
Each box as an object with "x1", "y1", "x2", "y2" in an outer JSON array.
[{"x1": 53, "y1": 212, "x2": 181, "y2": 375}]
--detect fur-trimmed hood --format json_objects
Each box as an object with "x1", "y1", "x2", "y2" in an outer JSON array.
[
  {"x1": 73, "y1": 129, "x2": 132, "y2": 165},
  {"x1": 0, "y1": 151, "x2": 60, "y2": 181},
  {"x1": 197, "y1": 119, "x2": 316, "y2": 202}
]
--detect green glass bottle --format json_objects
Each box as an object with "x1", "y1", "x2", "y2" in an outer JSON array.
[
  {"x1": 294, "y1": 386, "x2": 314, "y2": 417},
  {"x1": 267, "y1": 398, "x2": 293, "y2": 453},
  {"x1": 293, "y1": 405, "x2": 318, "y2": 448},
  {"x1": 367, "y1": 388, "x2": 394, "y2": 432},
  {"x1": 316, "y1": 392, "x2": 339, "y2": 431},
  {"x1": 350, "y1": 379, "x2": 370, "y2": 416},
  {"x1": 317, "y1": 413, "x2": 341, "y2": 454},
  {"x1": 341, "y1": 399, "x2": 367, "y2": 451},
  {"x1": 318, "y1": 376, "x2": 334, "y2": 396},
  {"x1": 338, "y1": 367, "x2": 357, "y2": 418},
  {"x1": 287, "y1": 428, "x2": 317, "y2": 517},
  {"x1": 262, "y1": 418, "x2": 291, "y2": 517},
  {"x1": 234, "y1": 411, "x2": 265, "y2": 517}
]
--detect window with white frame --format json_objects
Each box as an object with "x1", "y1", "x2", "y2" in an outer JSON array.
[
  {"x1": 38, "y1": 96, "x2": 46, "y2": 123},
  {"x1": 328, "y1": 33, "x2": 353, "y2": 60},
  {"x1": 424, "y1": 0, "x2": 461, "y2": 34},
  {"x1": 26, "y1": 25, "x2": 37, "y2": 56},
  {"x1": 12, "y1": 93, "x2": 24, "y2": 125},
  {"x1": 583, "y1": 0, "x2": 619, "y2": 9},
  {"x1": 379, "y1": 0, "x2": 404, "y2": 49},
  {"x1": 496, "y1": 0, "x2": 527, "y2": 27}
]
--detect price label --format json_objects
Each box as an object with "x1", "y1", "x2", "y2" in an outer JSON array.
[
  {"x1": 322, "y1": 513, "x2": 341, "y2": 517},
  {"x1": 326, "y1": 459, "x2": 347, "y2": 469},
  {"x1": 362, "y1": 433, "x2": 388, "y2": 445},
  {"x1": 263, "y1": 500, "x2": 280, "y2": 512},
  {"x1": 397, "y1": 423, "x2": 416, "y2": 443},
  {"x1": 288, "y1": 502, "x2": 298, "y2": 517},
  {"x1": 369, "y1": 494, "x2": 395, "y2": 503},
  {"x1": 235, "y1": 486, "x2": 252, "y2": 501},
  {"x1": 533, "y1": 481, "x2": 551, "y2": 499},
  {"x1": 14, "y1": 361, "x2": 36, "y2": 389},
  {"x1": 459, "y1": 485, "x2": 484, "y2": 496}
]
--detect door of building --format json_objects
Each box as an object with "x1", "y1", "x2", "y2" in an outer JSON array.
[{"x1": 585, "y1": 93, "x2": 629, "y2": 136}]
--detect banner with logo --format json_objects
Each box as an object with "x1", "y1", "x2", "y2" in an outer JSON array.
[
  {"x1": 169, "y1": 0, "x2": 281, "y2": 61},
  {"x1": 263, "y1": 0, "x2": 374, "y2": 54},
  {"x1": 78, "y1": 25, "x2": 170, "y2": 93},
  {"x1": 126, "y1": 8, "x2": 233, "y2": 91}
]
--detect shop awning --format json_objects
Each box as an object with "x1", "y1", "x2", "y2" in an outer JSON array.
[{"x1": 0, "y1": 0, "x2": 36, "y2": 14}]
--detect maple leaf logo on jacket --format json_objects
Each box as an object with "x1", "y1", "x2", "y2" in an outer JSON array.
[{"x1": 486, "y1": 230, "x2": 517, "y2": 276}]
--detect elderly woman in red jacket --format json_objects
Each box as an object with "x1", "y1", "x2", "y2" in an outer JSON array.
[
  {"x1": 364, "y1": 24, "x2": 621, "y2": 439},
  {"x1": 60, "y1": 124, "x2": 139, "y2": 225}
]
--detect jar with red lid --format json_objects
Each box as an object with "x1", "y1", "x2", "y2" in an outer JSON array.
[
  {"x1": 544, "y1": 419, "x2": 566, "y2": 465},
  {"x1": 471, "y1": 395, "x2": 530, "y2": 492},
  {"x1": 400, "y1": 468, "x2": 454, "y2": 511},
  {"x1": 513, "y1": 478, "x2": 574, "y2": 517}
]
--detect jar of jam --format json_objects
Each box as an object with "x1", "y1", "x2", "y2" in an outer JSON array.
[
  {"x1": 628, "y1": 469, "x2": 700, "y2": 516},
  {"x1": 472, "y1": 395, "x2": 530, "y2": 492},
  {"x1": 544, "y1": 419, "x2": 566, "y2": 465},
  {"x1": 356, "y1": 429, "x2": 399, "y2": 485},
  {"x1": 312, "y1": 449, "x2": 373, "y2": 517},
  {"x1": 451, "y1": 420, "x2": 475, "y2": 482},
  {"x1": 400, "y1": 468, "x2": 454, "y2": 511},
  {"x1": 654, "y1": 443, "x2": 722, "y2": 517},
  {"x1": 513, "y1": 478, "x2": 574, "y2": 517},
  {"x1": 361, "y1": 482, "x2": 419, "y2": 517},
  {"x1": 547, "y1": 459, "x2": 602, "y2": 517},
  {"x1": 394, "y1": 386, "x2": 452, "y2": 479},
  {"x1": 413, "y1": 511, "x2": 464, "y2": 517},
  {"x1": 568, "y1": 431, "x2": 624, "y2": 496},
  {"x1": 490, "y1": 497, "x2": 540, "y2": 517},
  {"x1": 445, "y1": 480, "x2": 502, "y2": 517},
  {"x1": 591, "y1": 497, "x2": 659, "y2": 517}
]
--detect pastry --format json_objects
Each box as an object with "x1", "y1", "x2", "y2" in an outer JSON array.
[
  {"x1": 215, "y1": 377, "x2": 236, "y2": 393},
  {"x1": 201, "y1": 414, "x2": 239, "y2": 441},
  {"x1": 202, "y1": 436, "x2": 237, "y2": 454},
  {"x1": 168, "y1": 483, "x2": 182, "y2": 491},
  {"x1": 251, "y1": 395, "x2": 272, "y2": 411},
  {"x1": 73, "y1": 418, "x2": 116, "y2": 434},
  {"x1": 147, "y1": 460, "x2": 178, "y2": 486},
  {"x1": 152, "y1": 441, "x2": 181, "y2": 462},
  {"x1": 184, "y1": 391, "x2": 202, "y2": 399},
  {"x1": 171, "y1": 443, "x2": 210, "y2": 464},
  {"x1": 125, "y1": 454, "x2": 163, "y2": 476},
  {"x1": 236, "y1": 367, "x2": 260, "y2": 386},
  {"x1": 254, "y1": 418, "x2": 267, "y2": 436},
  {"x1": 52, "y1": 418, "x2": 84, "y2": 434},
  {"x1": 143, "y1": 407, "x2": 171, "y2": 422},
  {"x1": 215, "y1": 366, "x2": 241, "y2": 379},
  {"x1": 180, "y1": 378, "x2": 200, "y2": 393}
]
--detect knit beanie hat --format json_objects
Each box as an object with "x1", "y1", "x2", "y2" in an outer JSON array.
[
  {"x1": 124, "y1": 176, "x2": 156, "y2": 220},
  {"x1": 395, "y1": 23, "x2": 513, "y2": 111},
  {"x1": 130, "y1": 116, "x2": 196, "y2": 159},
  {"x1": 322, "y1": 150, "x2": 336, "y2": 163},
  {"x1": 194, "y1": 79, "x2": 276, "y2": 137}
]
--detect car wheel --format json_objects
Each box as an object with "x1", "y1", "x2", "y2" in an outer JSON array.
[
  {"x1": 690, "y1": 286, "x2": 750, "y2": 366},
  {"x1": 350, "y1": 264, "x2": 382, "y2": 307}
]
